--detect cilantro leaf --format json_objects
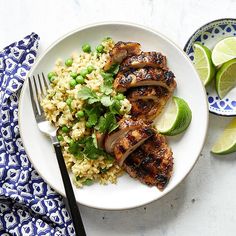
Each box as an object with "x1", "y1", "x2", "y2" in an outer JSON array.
[
  {"x1": 109, "y1": 100, "x2": 121, "y2": 115},
  {"x1": 100, "y1": 84, "x2": 113, "y2": 95},
  {"x1": 101, "y1": 95, "x2": 113, "y2": 107},
  {"x1": 78, "y1": 87, "x2": 99, "y2": 104},
  {"x1": 84, "y1": 104, "x2": 103, "y2": 127},
  {"x1": 97, "y1": 112, "x2": 119, "y2": 133},
  {"x1": 107, "y1": 64, "x2": 120, "y2": 75}
]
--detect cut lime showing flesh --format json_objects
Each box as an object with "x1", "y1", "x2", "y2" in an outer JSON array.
[
  {"x1": 212, "y1": 37, "x2": 236, "y2": 66},
  {"x1": 193, "y1": 42, "x2": 216, "y2": 86},
  {"x1": 155, "y1": 96, "x2": 192, "y2": 136},
  {"x1": 211, "y1": 118, "x2": 236, "y2": 155},
  {"x1": 216, "y1": 58, "x2": 236, "y2": 99}
]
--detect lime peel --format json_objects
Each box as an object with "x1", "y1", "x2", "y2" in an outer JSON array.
[
  {"x1": 212, "y1": 37, "x2": 236, "y2": 66},
  {"x1": 193, "y1": 42, "x2": 216, "y2": 86},
  {"x1": 211, "y1": 118, "x2": 236, "y2": 155},
  {"x1": 154, "y1": 96, "x2": 192, "y2": 136}
]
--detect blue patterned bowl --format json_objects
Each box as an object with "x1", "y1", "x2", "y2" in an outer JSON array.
[{"x1": 184, "y1": 18, "x2": 236, "y2": 116}]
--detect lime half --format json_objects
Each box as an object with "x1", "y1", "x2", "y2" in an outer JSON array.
[
  {"x1": 211, "y1": 118, "x2": 236, "y2": 155},
  {"x1": 212, "y1": 37, "x2": 236, "y2": 66},
  {"x1": 216, "y1": 58, "x2": 236, "y2": 99},
  {"x1": 155, "y1": 96, "x2": 192, "y2": 136},
  {"x1": 193, "y1": 43, "x2": 216, "y2": 86}
]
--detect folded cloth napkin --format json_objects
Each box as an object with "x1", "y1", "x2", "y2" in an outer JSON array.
[{"x1": 0, "y1": 33, "x2": 75, "y2": 236}]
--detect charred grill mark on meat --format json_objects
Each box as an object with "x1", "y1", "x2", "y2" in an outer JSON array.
[
  {"x1": 114, "y1": 67, "x2": 176, "y2": 92},
  {"x1": 120, "y1": 52, "x2": 167, "y2": 72},
  {"x1": 113, "y1": 127, "x2": 155, "y2": 166},
  {"x1": 123, "y1": 133, "x2": 173, "y2": 190},
  {"x1": 104, "y1": 41, "x2": 141, "y2": 71}
]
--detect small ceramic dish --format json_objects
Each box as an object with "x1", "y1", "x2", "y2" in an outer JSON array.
[{"x1": 184, "y1": 18, "x2": 236, "y2": 116}]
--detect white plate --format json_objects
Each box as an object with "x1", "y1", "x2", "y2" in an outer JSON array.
[{"x1": 19, "y1": 22, "x2": 208, "y2": 210}]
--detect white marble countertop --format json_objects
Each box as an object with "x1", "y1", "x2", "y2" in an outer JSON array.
[{"x1": 1, "y1": 0, "x2": 236, "y2": 235}]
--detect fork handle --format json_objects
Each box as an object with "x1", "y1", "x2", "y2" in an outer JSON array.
[{"x1": 53, "y1": 142, "x2": 86, "y2": 236}]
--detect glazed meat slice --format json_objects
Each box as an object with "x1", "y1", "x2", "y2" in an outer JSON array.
[
  {"x1": 104, "y1": 41, "x2": 141, "y2": 71},
  {"x1": 104, "y1": 118, "x2": 150, "y2": 154},
  {"x1": 123, "y1": 133, "x2": 173, "y2": 190},
  {"x1": 113, "y1": 127, "x2": 155, "y2": 166},
  {"x1": 114, "y1": 67, "x2": 176, "y2": 92},
  {"x1": 127, "y1": 86, "x2": 170, "y2": 101},
  {"x1": 120, "y1": 52, "x2": 167, "y2": 72},
  {"x1": 128, "y1": 86, "x2": 174, "y2": 120}
]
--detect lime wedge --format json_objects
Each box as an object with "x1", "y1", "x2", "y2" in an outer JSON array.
[
  {"x1": 216, "y1": 58, "x2": 236, "y2": 99},
  {"x1": 193, "y1": 43, "x2": 216, "y2": 86},
  {"x1": 155, "y1": 96, "x2": 192, "y2": 136},
  {"x1": 211, "y1": 118, "x2": 236, "y2": 155},
  {"x1": 212, "y1": 37, "x2": 236, "y2": 66}
]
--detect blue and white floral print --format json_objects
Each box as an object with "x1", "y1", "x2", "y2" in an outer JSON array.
[{"x1": 0, "y1": 33, "x2": 75, "y2": 235}]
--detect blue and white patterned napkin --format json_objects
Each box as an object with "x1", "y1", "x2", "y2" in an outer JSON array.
[{"x1": 0, "y1": 33, "x2": 75, "y2": 236}]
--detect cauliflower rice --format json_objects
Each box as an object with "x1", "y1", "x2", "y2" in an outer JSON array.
[{"x1": 41, "y1": 38, "x2": 131, "y2": 187}]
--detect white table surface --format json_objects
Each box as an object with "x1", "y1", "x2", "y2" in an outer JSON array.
[{"x1": 1, "y1": 0, "x2": 236, "y2": 235}]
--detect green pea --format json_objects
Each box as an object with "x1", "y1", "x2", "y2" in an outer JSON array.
[
  {"x1": 116, "y1": 93, "x2": 125, "y2": 100},
  {"x1": 66, "y1": 98, "x2": 72, "y2": 106},
  {"x1": 65, "y1": 58, "x2": 73, "y2": 67},
  {"x1": 82, "y1": 43, "x2": 91, "y2": 53},
  {"x1": 87, "y1": 65, "x2": 95, "y2": 73},
  {"x1": 69, "y1": 139, "x2": 75, "y2": 146},
  {"x1": 69, "y1": 79, "x2": 77, "y2": 88},
  {"x1": 47, "y1": 71, "x2": 56, "y2": 80},
  {"x1": 80, "y1": 69, "x2": 89, "y2": 77},
  {"x1": 96, "y1": 44, "x2": 104, "y2": 53},
  {"x1": 76, "y1": 75, "x2": 85, "y2": 84},
  {"x1": 61, "y1": 126, "x2": 69, "y2": 133},
  {"x1": 57, "y1": 135, "x2": 64, "y2": 141},
  {"x1": 49, "y1": 76, "x2": 56, "y2": 83},
  {"x1": 76, "y1": 111, "x2": 84, "y2": 118},
  {"x1": 70, "y1": 72, "x2": 78, "y2": 79}
]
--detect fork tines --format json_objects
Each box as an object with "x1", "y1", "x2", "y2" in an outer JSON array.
[{"x1": 28, "y1": 73, "x2": 49, "y2": 117}]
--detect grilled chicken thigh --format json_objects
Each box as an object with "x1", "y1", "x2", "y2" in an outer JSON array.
[
  {"x1": 104, "y1": 41, "x2": 141, "y2": 71},
  {"x1": 127, "y1": 86, "x2": 174, "y2": 120},
  {"x1": 104, "y1": 118, "x2": 150, "y2": 154},
  {"x1": 114, "y1": 67, "x2": 176, "y2": 92},
  {"x1": 114, "y1": 127, "x2": 155, "y2": 166},
  {"x1": 123, "y1": 133, "x2": 173, "y2": 190},
  {"x1": 120, "y1": 52, "x2": 167, "y2": 72}
]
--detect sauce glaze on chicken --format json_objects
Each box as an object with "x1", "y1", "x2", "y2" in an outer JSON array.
[{"x1": 104, "y1": 41, "x2": 176, "y2": 190}]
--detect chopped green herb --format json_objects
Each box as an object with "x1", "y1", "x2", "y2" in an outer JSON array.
[
  {"x1": 109, "y1": 100, "x2": 121, "y2": 115},
  {"x1": 77, "y1": 87, "x2": 99, "y2": 104},
  {"x1": 97, "y1": 112, "x2": 118, "y2": 133},
  {"x1": 83, "y1": 179, "x2": 93, "y2": 186},
  {"x1": 106, "y1": 64, "x2": 120, "y2": 75},
  {"x1": 78, "y1": 87, "x2": 99, "y2": 104},
  {"x1": 100, "y1": 95, "x2": 113, "y2": 107},
  {"x1": 84, "y1": 105, "x2": 102, "y2": 128}
]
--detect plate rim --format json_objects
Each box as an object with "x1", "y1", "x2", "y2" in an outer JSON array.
[
  {"x1": 183, "y1": 17, "x2": 236, "y2": 117},
  {"x1": 18, "y1": 21, "x2": 209, "y2": 210}
]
